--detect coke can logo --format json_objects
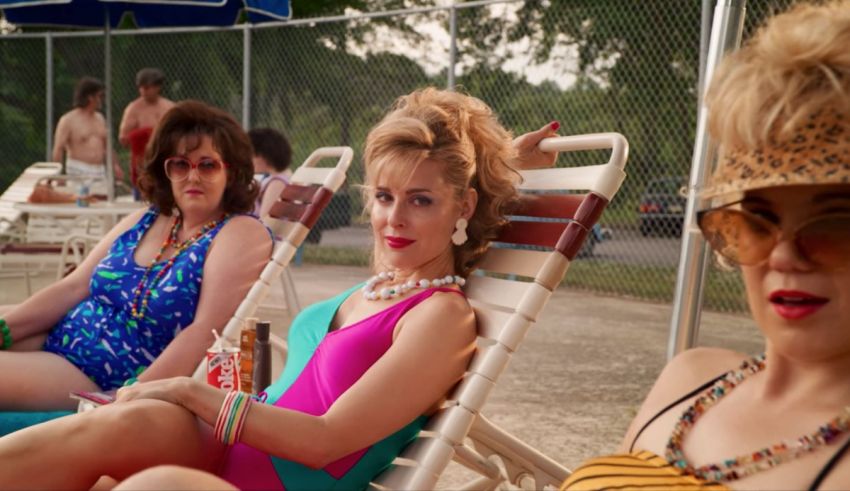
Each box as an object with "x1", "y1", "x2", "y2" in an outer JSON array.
[{"x1": 218, "y1": 356, "x2": 235, "y2": 391}]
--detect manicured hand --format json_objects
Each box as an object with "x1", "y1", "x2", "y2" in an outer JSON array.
[
  {"x1": 115, "y1": 376, "x2": 195, "y2": 406},
  {"x1": 513, "y1": 121, "x2": 560, "y2": 169}
]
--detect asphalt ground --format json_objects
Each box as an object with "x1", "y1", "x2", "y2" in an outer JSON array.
[{"x1": 0, "y1": 264, "x2": 762, "y2": 488}]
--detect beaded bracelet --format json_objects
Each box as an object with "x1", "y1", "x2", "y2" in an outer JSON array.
[
  {"x1": 0, "y1": 319, "x2": 12, "y2": 351},
  {"x1": 214, "y1": 391, "x2": 254, "y2": 445}
]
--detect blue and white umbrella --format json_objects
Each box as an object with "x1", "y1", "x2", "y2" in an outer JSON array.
[{"x1": 0, "y1": 0, "x2": 291, "y2": 27}]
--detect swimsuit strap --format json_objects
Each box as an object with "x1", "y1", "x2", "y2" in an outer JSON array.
[
  {"x1": 628, "y1": 371, "x2": 727, "y2": 452},
  {"x1": 809, "y1": 433, "x2": 850, "y2": 490}
]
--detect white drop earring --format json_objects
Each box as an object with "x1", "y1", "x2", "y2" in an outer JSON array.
[{"x1": 452, "y1": 217, "x2": 468, "y2": 246}]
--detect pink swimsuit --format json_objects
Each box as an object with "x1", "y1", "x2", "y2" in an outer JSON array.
[{"x1": 218, "y1": 285, "x2": 463, "y2": 490}]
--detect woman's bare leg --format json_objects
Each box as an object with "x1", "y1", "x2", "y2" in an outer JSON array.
[
  {"x1": 115, "y1": 465, "x2": 237, "y2": 491},
  {"x1": 0, "y1": 399, "x2": 224, "y2": 489},
  {"x1": 0, "y1": 351, "x2": 99, "y2": 410}
]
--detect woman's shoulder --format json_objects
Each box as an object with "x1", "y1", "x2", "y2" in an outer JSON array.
[
  {"x1": 654, "y1": 347, "x2": 747, "y2": 393},
  {"x1": 640, "y1": 347, "x2": 747, "y2": 417},
  {"x1": 401, "y1": 289, "x2": 475, "y2": 337},
  {"x1": 218, "y1": 214, "x2": 271, "y2": 238}
]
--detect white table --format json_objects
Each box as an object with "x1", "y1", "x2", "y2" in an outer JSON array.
[{"x1": 14, "y1": 200, "x2": 145, "y2": 241}]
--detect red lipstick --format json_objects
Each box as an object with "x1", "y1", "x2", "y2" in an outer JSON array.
[
  {"x1": 768, "y1": 290, "x2": 829, "y2": 320},
  {"x1": 385, "y1": 236, "x2": 415, "y2": 249}
]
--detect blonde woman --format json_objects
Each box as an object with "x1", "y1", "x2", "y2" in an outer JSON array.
[{"x1": 562, "y1": 2, "x2": 850, "y2": 490}]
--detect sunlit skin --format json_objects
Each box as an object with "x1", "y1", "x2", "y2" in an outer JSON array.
[
  {"x1": 740, "y1": 184, "x2": 850, "y2": 363},
  {"x1": 369, "y1": 158, "x2": 477, "y2": 286},
  {"x1": 169, "y1": 136, "x2": 228, "y2": 223}
]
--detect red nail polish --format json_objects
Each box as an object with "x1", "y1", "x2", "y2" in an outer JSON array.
[{"x1": 550, "y1": 121, "x2": 560, "y2": 131}]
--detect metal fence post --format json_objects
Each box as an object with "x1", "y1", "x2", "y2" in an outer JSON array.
[
  {"x1": 242, "y1": 24, "x2": 251, "y2": 129},
  {"x1": 447, "y1": 3, "x2": 457, "y2": 90},
  {"x1": 667, "y1": 0, "x2": 747, "y2": 360},
  {"x1": 45, "y1": 32, "x2": 53, "y2": 161}
]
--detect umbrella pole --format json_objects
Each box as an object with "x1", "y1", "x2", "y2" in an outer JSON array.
[
  {"x1": 104, "y1": 8, "x2": 116, "y2": 201},
  {"x1": 667, "y1": 0, "x2": 746, "y2": 360}
]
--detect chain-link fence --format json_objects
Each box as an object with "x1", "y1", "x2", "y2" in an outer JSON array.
[{"x1": 0, "y1": 0, "x2": 798, "y2": 313}]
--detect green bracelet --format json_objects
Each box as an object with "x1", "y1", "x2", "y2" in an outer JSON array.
[
  {"x1": 0, "y1": 319, "x2": 12, "y2": 351},
  {"x1": 123, "y1": 376, "x2": 138, "y2": 387}
]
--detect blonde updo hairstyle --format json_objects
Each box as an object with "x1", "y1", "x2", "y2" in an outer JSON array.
[
  {"x1": 706, "y1": 1, "x2": 850, "y2": 149},
  {"x1": 363, "y1": 88, "x2": 520, "y2": 277}
]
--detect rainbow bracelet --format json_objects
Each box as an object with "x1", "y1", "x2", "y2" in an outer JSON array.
[
  {"x1": 0, "y1": 319, "x2": 12, "y2": 351},
  {"x1": 214, "y1": 391, "x2": 254, "y2": 445}
]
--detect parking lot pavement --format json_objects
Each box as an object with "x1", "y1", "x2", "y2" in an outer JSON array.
[{"x1": 1, "y1": 264, "x2": 760, "y2": 488}]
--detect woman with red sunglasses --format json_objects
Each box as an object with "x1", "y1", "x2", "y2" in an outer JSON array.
[
  {"x1": 560, "y1": 2, "x2": 850, "y2": 490},
  {"x1": 0, "y1": 101, "x2": 271, "y2": 418}
]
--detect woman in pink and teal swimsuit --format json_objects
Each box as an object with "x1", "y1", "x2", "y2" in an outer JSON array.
[{"x1": 0, "y1": 88, "x2": 554, "y2": 490}]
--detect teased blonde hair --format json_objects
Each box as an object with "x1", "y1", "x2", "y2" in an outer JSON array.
[
  {"x1": 706, "y1": 1, "x2": 850, "y2": 149},
  {"x1": 363, "y1": 88, "x2": 520, "y2": 276}
]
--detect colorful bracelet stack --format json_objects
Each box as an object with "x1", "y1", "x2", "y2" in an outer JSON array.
[
  {"x1": 0, "y1": 319, "x2": 12, "y2": 351},
  {"x1": 214, "y1": 391, "x2": 254, "y2": 445}
]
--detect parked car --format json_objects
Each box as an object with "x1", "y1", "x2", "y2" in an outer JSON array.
[{"x1": 638, "y1": 176, "x2": 687, "y2": 237}]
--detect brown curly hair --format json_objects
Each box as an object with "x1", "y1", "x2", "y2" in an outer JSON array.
[
  {"x1": 363, "y1": 88, "x2": 520, "y2": 277},
  {"x1": 138, "y1": 100, "x2": 257, "y2": 215}
]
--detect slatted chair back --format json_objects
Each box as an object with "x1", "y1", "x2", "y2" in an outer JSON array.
[
  {"x1": 0, "y1": 162, "x2": 62, "y2": 239},
  {"x1": 191, "y1": 146, "x2": 353, "y2": 380},
  {"x1": 370, "y1": 133, "x2": 629, "y2": 491}
]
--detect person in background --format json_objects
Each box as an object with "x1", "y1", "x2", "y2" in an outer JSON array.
[
  {"x1": 248, "y1": 127, "x2": 292, "y2": 218},
  {"x1": 52, "y1": 77, "x2": 123, "y2": 181},
  {"x1": 561, "y1": 2, "x2": 850, "y2": 489},
  {"x1": 119, "y1": 67, "x2": 176, "y2": 196},
  {"x1": 0, "y1": 100, "x2": 271, "y2": 413}
]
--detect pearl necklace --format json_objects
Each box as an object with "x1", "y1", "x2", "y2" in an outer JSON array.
[{"x1": 362, "y1": 271, "x2": 466, "y2": 301}]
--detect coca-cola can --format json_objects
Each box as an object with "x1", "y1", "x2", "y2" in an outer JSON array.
[{"x1": 207, "y1": 347, "x2": 241, "y2": 391}]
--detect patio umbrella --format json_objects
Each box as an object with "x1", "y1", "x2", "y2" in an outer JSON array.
[{"x1": 0, "y1": 0, "x2": 292, "y2": 199}]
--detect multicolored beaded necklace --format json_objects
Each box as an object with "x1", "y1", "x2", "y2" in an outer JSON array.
[
  {"x1": 130, "y1": 214, "x2": 227, "y2": 319},
  {"x1": 665, "y1": 353, "x2": 850, "y2": 482}
]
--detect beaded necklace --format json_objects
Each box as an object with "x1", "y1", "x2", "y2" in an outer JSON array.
[
  {"x1": 361, "y1": 271, "x2": 465, "y2": 301},
  {"x1": 665, "y1": 353, "x2": 850, "y2": 482},
  {"x1": 130, "y1": 214, "x2": 227, "y2": 319}
]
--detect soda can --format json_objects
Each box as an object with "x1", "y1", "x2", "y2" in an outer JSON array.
[{"x1": 206, "y1": 346, "x2": 241, "y2": 391}]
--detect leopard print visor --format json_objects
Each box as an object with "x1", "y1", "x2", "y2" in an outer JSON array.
[{"x1": 699, "y1": 109, "x2": 850, "y2": 207}]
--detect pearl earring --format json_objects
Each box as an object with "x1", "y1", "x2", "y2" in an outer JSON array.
[{"x1": 452, "y1": 217, "x2": 468, "y2": 246}]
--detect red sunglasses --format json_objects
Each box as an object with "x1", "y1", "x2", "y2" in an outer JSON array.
[
  {"x1": 697, "y1": 203, "x2": 850, "y2": 269},
  {"x1": 164, "y1": 157, "x2": 228, "y2": 182}
]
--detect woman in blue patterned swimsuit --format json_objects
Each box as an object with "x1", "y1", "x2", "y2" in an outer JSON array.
[{"x1": 0, "y1": 101, "x2": 272, "y2": 410}]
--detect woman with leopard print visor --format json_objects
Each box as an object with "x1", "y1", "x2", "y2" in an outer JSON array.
[{"x1": 562, "y1": 2, "x2": 850, "y2": 490}]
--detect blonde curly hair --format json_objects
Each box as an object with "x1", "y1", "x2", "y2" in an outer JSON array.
[
  {"x1": 363, "y1": 88, "x2": 520, "y2": 277},
  {"x1": 706, "y1": 1, "x2": 850, "y2": 149}
]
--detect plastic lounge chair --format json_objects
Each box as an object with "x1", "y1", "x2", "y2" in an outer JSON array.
[
  {"x1": 0, "y1": 162, "x2": 62, "y2": 241},
  {"x1": 368, "y1": 132, "x2": 629, "y2": 491},
  {"x1": 191, "y1": 146, "x2": 353, "y2": 380}
]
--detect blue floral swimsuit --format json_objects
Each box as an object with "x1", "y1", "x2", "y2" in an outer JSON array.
[{"x1": 43, "y1": 208, "x2": 233, "y2": 390}]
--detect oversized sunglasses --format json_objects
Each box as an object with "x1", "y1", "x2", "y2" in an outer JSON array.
[
  {"x1": 697, "y1": 204, "x2": 850, "y2": 269},
  {"x1": 164, "y1": 157, "x2": 228, "y2": 182}
]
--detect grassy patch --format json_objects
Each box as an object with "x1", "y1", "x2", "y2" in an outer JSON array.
[
  {"x1": 300, "y1": 246, "x2": 749, "y2": 314},
  {"x1": 302, "y1": 245, "x2": 370, "y2": 267},
  {"x1": 562, "y1": 259, "x2": 749, "y2": 313}
]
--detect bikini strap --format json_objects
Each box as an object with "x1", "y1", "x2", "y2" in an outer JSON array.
[
  {"x1": 628, "y1": 371, "x2": 727, "y2": 452},
  {"x1": 808, "y1": 433, "x2": 850, "y2": 490}
]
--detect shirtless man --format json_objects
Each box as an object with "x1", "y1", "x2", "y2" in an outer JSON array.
[
  {"x1": 119, "y1": 68, "x2": 175, "y2": 189},
  {"x1": 52, "y1": 77, "x2": 123, "y2": 180}
]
